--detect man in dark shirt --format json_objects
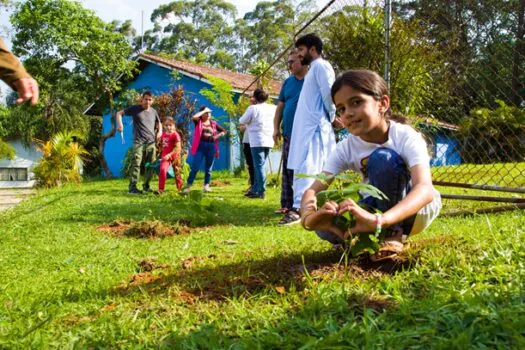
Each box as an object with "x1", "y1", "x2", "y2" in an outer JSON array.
[
  {"x1": 117, "y1": 91, "x2": 162, "y2": 194},
  {"x1": 273, "y1": 51, "x2": 308, "y2": 225}
]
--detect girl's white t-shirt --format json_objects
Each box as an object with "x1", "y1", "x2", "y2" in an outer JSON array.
[
  {"x1": 239, "y1": 103, "x2": 276, "y2": 148},
  {"x1": 323, "y1": 121, "x2": 441, "y2": 235},
  {"x1": 324, "y1": 121, "x2": 430, "y2": 180}
]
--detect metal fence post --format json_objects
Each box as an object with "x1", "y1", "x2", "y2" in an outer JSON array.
[{"x1": 383, "y1": 0, "x2": 391, "y2": 89}]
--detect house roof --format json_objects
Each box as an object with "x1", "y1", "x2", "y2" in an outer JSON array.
[
  {"x1": 138, "y1": 53, "x2": 282, "y2": 96},
  {"x1": 83, "y1": 53, "x2": 283, "y2": 115}
]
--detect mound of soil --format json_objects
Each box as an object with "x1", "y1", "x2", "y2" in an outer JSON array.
[
  {"x1": 96, "y1": 219, "x2": 131, "y2": 233},
  {"x1": 210, "y1": 180, "x2": 231, "y2": 187},
  {"x1": 124, "y1": 220, "x2": 176, "y2": 238},
  {"x1": 97, "y1": 219, "x2": 192, "y2": 238}
]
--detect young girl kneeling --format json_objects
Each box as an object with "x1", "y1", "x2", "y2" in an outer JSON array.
[
  {"x1": 301, "y1": 69, "x2": 441, "y2": 256},
  {"x1": 158, "y1": 118, "x2": 183, "y2": 193}
]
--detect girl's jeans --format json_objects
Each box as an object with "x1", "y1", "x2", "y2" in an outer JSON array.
[
  {"x1": 316, "y1": 147, "x2": 416, "y2": 244},
  {"x1": 187, "y1": 141, "x2": 215, "y2": 186}
]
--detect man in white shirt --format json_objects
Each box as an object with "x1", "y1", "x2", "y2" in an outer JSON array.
[{"x1": 285, "y1": 33, "x2": 342, "y2": 223}]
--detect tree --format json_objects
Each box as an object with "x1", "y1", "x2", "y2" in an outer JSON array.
[
  {"x1": 318, "y1": 4, "x2": 438, "y2": 116},
  {"x1": 11, "y1": 0, "x2": 137, "y2": 178},
  {"x1": 33, "y1": 130, "x2": 88, "y2": 188},
  {"x1": 393, "y1": 0, "x2": 524, "y2": 117},
  {"x1": 3, "y1": 72, "x2": 90, "y2": 146},
  {"x1": 108, "y1": 19, "x2": 137, "y2": 48},
  {"x1": 237, "y1": 0, "x2": 317, "y2": 76},
  {"x1": 148, "y1": 0, "x2": 238, "y2": 69},
  {"x1": 0, "y1": 106, "x2": 15, "y2": 159},
  {"x1": 153, "y1": 86, "x2": 196, "y2": 159}
]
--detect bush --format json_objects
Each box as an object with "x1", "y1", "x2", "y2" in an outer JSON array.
[
  {"x1": 83, "y1": 117, "x2": 103, "y2": 177},
  {"x1": 458, "y1": 100, "x2": 525, "y2": 163},
  {"x1": 33, "y1": 131, "x2": 88, "y2": 188},
  {"x1": 0, "y1": 140, "x2": 15, "y2": 160}
]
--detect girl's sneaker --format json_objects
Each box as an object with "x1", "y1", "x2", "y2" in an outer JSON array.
[
  {"x1": 182, "y1": 185, "x2": 192, "y2": 194},
  {"x1": 203, "y1": 184, "x2": 212, "y2": 192}
]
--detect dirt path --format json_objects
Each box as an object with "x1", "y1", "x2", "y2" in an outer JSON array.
[{"x1": 0, "y1": 189, "x2": 35, "y2": 212}]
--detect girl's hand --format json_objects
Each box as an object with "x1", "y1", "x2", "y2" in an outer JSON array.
[
  {"x1": 338, "y1": 199, "x2": 377, "y2": 234},
  {"x1": 305, "y1": 201, "x2": 348, "y2": 240},
  {"x1": 162, "y1": 155, "x2": 171, "y2": 161}
]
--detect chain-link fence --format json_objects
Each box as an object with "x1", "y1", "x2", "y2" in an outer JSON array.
[{"x1": 245, "y1": 0, "x2": 525, "y2": 213}]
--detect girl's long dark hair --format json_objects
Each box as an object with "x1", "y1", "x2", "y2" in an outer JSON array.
[{"x1": 331, "y1": 69, "x2": 406, "y2": 122}]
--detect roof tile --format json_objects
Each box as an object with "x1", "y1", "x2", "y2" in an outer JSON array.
[{"x1": 139, "y1": 53, "x2": 282, "y2": 96}]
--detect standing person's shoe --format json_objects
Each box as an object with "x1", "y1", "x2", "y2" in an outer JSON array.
[
  {"x1": 128, "y1": 188, "x2": 143, "y2": 195},
  {"x1": 203, "y1": 184, "x2": 212, "y2": 192},
  {"x1": 246, "y1": 192, "x2": 265, "y2": 199},
  {"x1": 182, "y1": 185, "x2": 192, "y2": 194},
  {"x1": 143, "y1": 187, "x2": 154, "y2": 193},
  {"x1": 278, "y1": 209, "x2": 301, "y2": 226}
]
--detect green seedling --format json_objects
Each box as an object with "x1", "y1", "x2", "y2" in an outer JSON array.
[{"x1": 296, "y1": 172, "x2": 389, "y2": 256}]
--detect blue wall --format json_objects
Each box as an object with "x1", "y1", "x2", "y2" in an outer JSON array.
[
  {"x1": 103, "y1": 63, "x2": 233, "y2": 177},
  {"x1": 430, "y1": 133, "x2": 462, "y2": 167}
]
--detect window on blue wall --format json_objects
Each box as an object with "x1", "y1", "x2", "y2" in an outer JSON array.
[{"x1": 0, "y1": 168, "x2": 28, "y2": 181}]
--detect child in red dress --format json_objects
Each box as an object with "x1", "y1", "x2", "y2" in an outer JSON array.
[{"x1": 158, "y1": 118, "x2": 183, "y2": 193}]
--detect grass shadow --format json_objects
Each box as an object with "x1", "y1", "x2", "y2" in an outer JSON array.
[
  {"x1": 110, "y1": 247, "x2": 418, "y2": 303},
  {"x1": 59, "y1": 192, "x2": 285, "y2": 228}
]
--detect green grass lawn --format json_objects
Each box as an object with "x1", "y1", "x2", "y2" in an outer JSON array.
[
  {"x1": 432, "y1": 162, "x2": 525, "y2": 189},
  {"x1": 0, "y1": 175, "x2": 524, "y2": 348}
]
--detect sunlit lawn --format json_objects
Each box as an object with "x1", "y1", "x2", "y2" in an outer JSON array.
[{"x1": 0, "y1": 170, "x2": 524, "y2": 348}]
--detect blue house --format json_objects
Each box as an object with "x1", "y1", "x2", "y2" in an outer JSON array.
[
  {"x1": 417, "y1": 119, "x2": 462, "y2": 167},
  {"x1": 91, "y1": 53, "x2": 282, "y2": 177}
]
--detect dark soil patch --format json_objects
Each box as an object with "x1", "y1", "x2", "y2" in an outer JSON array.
[
  {"x1": 181, "y1": 254, "x2": 217, "y2": 270},
  {"x1": 211, "y1": 180, "x2": 231, "y2": 187},
  {"x1": 96, "y1": 219, "x2": 131, "y2": 233},
  {"x1": 127, "y1": 272, "x2": 161, "y2": 286},
  {"x1": 361, "y1": 295, "x2": 394, "y2": 313},
  {"x1": 96, "y1": 219, "x2": 193, "y2": 239},
  {"x1": 124, "y1": 220, "x2": 181, "y2": 238},
  {"x1": 114, "y1": 248, "x2": 418, "y2": 303},
  {"x1": 173, "y1": 290, "x2": 197, "y2": 305},
  {"x1": 137, "y1": 257, "x2": 170, "y2": 272}
]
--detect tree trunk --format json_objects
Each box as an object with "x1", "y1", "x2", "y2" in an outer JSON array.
[
  {"x1": 99, "y1": 93, "x2": 116, "y2": 178},
  {"x1": 511, "y1": 0, "x2": 524, "y2": 106}
]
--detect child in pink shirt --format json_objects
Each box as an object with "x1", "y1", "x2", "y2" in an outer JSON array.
[{"x1": 158, "y1": 118, "x2": 182, "y2": 192}]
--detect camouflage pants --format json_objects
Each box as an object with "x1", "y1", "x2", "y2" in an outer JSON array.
[{"x1": 129, "y1": 142, "x2": 156, "y2": 190}]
